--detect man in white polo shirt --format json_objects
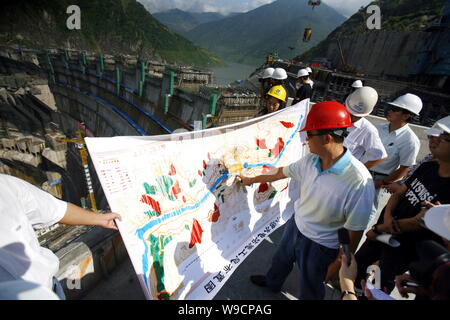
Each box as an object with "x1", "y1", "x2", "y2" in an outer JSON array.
[
  {"x1": 239, "y1": 101, "x2": 375, "y2": 299},
  {"x1": 0, "y1": 174, "x2": 121, "y2": 299},
  {"x1": 344, "y1": 86, "x2": 387, "y2": 169},
  {"x1": 370, "y1": 93, "x2": 422, "y2": 210}
]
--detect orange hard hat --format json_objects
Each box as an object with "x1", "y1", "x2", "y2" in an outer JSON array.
[{"x1": 300, "y1": 101, "x2": 353, "y2": 132}]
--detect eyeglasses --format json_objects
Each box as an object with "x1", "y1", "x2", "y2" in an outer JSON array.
[{"x1": 428, "y1": 134, "x2": 450, "y2": 143}]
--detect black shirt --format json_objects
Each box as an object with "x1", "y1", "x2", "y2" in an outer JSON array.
[
  {"x1": 395, "y1": 161, "x2": 450, "y2": 220},
  {"x1": 378, "y1": 161, "x2": 450, "y2": 246},
  {"x1": 295, "y1": 83, "x2": 312, "y2": 102}
]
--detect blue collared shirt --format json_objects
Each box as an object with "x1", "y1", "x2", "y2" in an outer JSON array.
[
  {"x1": 313, "y1": 148, "x2": 352, "y2": 175},
  {"x1": 283, "y1": 150, "x2": 375, "y2": 249}
]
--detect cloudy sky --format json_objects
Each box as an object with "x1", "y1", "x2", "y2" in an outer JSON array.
[{"x1": 138, "y1": 0, "x2": 373, "y2": 17}]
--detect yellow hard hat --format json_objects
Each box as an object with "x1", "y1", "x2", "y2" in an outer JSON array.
[{"x1": 267, "y1": 85, "x2": 286, "y2": 102}]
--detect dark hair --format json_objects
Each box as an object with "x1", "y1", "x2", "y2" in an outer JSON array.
[
  {"x1": 401, "y1": 110, "x2": 415, "y2": 123},
  {"x1": 317, "y1": 128, "x2": 348, "y2": 144},
  {"x1": 272, "y1": 79, "x2": 284, "y2": 86},
  {"x1": 385, "y1": 105, "x2": 415, "y2": 123}
]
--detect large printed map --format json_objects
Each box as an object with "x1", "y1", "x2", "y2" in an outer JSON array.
[{"x1": 85, "y1": 101, "x2": 309, "y2": 299}]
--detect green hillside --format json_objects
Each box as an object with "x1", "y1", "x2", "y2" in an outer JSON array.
[
  {"x1": 299, "y1": 0, "x2": 445, "y2": 61},
  {"x1": 153, "y1": 9, "x2": 227, "y2": 36},
  {"x1": 0, "y1": 0, "x2": 223, "y2": 67},
  {"x1": 185, "y1": 0, "x2": 346, "y2": 66}
]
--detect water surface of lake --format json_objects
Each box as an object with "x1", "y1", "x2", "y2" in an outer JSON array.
[{"x1": 209, "y1": 61, "x2": 258, "y2": 86}]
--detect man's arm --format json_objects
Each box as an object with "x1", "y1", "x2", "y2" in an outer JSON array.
[
  {"x1": 59, "y1": 203, "x2": 121, "y2": 230},
  {"x1": 374, "y1": 165, "x2": 410, "y2": 189},
  {"x1": 384, "y1": 165, "x2": 410, "y2": 183},
  {"x1": 364, "y1": 158, "x2": 386, "y2": 170},
  {"x1": 239, "y1": 167, "x2": 287, "y2": 186},
  {"x1": 396, "y1": 201, "x2": 441, "y2": 234},
  {"x1": 367, "y1": 184, "x2": 407, "y2": 237}
]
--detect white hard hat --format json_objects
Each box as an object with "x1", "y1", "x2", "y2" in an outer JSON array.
[
  {"x1": 388, "y1": 93, "x2": 423, "y2": 115},
  {"x1": 424, "y1": 204, "x2": 450, "y2": 241},
  {"x1": 351, "y1": 80, "x2": 363, "y2": 88},
  {"x1": 425, "y1": 115, "x2": 450, "y2": 136},
  {"x1": 272, "y1": 68, "x2": 287, "y2": 80},
  {"x1": 306, "y1": 67, "x2": 312, "y2": 73},
  {"x1": 345, "y1": 86, "x2": 378, "y2": 117},
  {"x1": 297, "y1": 69, "x2": 309, "y2": 78},
  {"x1": 261, "y1": 67, "x2": 275, "y2": 79}
]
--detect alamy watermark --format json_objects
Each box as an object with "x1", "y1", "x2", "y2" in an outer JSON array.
[
  {"x1": 66, "y1": 5, "x2": 81, "y2": 30},
  {"x1": 366, "y1": 5, "x2": 381, "y2": 30},
  {"x1": 366, "y1": 264, "x2": 381, "y2": 289}
]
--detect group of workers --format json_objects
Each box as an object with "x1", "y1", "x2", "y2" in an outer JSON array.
[
  {"x1": 1, "y1": 64, "x2": 449, "y2": 301},
  {"x1": 243, "y1": 66, "x2": 450, "y2": 300},
  {"x1": 258, "y1": 66, "x2": 314, "y2": 116}
]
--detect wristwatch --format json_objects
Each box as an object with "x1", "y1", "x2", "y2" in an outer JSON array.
[
  {"x1": 341, "y1": 290, "x2": 357, "y2": 299},
  {"x1": 371, "y1": 224, "x2": 382, "y2": 235}
]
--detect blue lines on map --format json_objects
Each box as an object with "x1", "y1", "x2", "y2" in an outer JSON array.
[{"x1": 136, "y1": 113, "x2": 303, "y2": 292}]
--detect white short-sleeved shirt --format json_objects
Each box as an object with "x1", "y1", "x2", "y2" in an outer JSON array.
[
  {"x1": 306, "y1": 79, "x2": 314, "y2": 88},
  {"x1": 344, "y1": 117, "x2": 387, "y2": 162},
  {"x1": 0, "y1": 174, "x2": 67, "y2": 289},
  {"x1": 283, "y1": 150, "x2": 375, "y2": 249},
  {"x1": 371, "y1": 123, "x2": 420, "y2": 175}
]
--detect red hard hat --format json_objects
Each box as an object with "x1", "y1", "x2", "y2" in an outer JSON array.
[{"x1": 300, "y1": 101, "x2": 353, "y2": 132}]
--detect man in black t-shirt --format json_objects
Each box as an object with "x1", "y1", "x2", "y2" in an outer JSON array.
[
  {"x1": 293, "y1": 69, "x2": 312, "y2": 104},
  {"x1": 355, "y1": 120, "x2": 450, "y2": 292}
]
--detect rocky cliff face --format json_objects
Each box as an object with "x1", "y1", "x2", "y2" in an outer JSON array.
[
  {"x1": 298, "y1": 0, "x2": 445, "y2": 62},
  {"x1": 0, "y1": 0, "x2": 223, "y2": 67}
]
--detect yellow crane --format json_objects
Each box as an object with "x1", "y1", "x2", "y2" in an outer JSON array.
[{"x1": 56, "y1": 130, "x2": 98, "y2": 211}]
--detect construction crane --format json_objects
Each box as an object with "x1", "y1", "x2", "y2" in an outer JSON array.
[
  {"x1": 56, "y1": 129, "x2": 97, "y2": 211},
  {"x1": 308, "y1": 0, "x2": 321, "y2": 9},
  {"x1": 303, "y1": 1, "x2": 321, "y2": 43}
]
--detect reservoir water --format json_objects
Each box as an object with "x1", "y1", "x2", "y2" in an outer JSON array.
[{"x1": 209, "y1": 61, "x2": 258, "y2": 86}]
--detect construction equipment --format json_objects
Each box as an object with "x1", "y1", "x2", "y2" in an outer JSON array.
[
  {"x1": 336, "y1": 38, "x2": 355, "y2": 73},
  {"x1": 352, "y1": 80, "x2": 363, "y2": 88},
  {"x1": 297, "y1": 69, "x2": 309, "y2": 78},
  {"x1": 303, "y1": 28, "x2": 313, "y2": 42},
  {"x1": 303, "y1": 1, "x2": 320, "y2": 43},
  {"x1": 387, "y1": 93, "x2": 423, "y2": 116},
  {"x1": 261, "y1": 67, "x2": 275, "y2": 79},
  {"x1": 345, "y1": 86, "x2": 379, "y2": 117},
  {"x1": 308, "y1": 0, "x2": 321, "y2": 9},
  {"x1": 301, "y1": 101, "x2": 353, "y2": 132},
  {"x1": 425, "y1": 115, "x2": 450, "y2": 136},
  {"x1": 267, "y1": 85, "x2": 287, "y2": 102},
  {"x1": 56, "y1": 129, "x2": 97, "y2": 211},
  {"x1": 272, "y1": 68, "x2": 288, "y2": 80}
]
